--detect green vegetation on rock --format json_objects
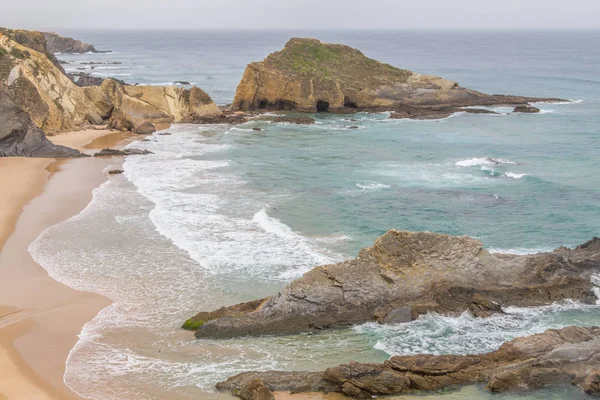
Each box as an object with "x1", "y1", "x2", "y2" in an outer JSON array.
[
  {"x1": 0, "y1": 48, "x2": 7, "y2": 58},
  {"x1": 182, "y1": 318, "x2": 205, "y2": 330},
  {"x1": 265, "y1": 38, "x2": 411, "y2": 83},
  {"x1": 10, "y1": 48, "x2": 27, "y2": 59}
]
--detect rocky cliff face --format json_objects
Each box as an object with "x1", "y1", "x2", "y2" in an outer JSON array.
[
  {"x1": 43, "y1": 32, "x2": 106, "y2": 54},
  {"x1": 0, "y1": 28, "x2": 221, "y2": 156},
  {"x1": 0, "y1": 82, "x2": 82, "y2": 157},
  {"x1": 217, "y1": 326, "x2": 600, "y2": 398},
  {"x1": 189, "y1": 231, "x2": 600, "y2": 338},
  {"x1": 232, "y1": 38, "x2": 564, "y2": 116}
]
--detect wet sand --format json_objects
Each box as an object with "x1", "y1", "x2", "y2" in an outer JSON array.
[{"x1": 0, "y1": 130, "x2": 138, "y2": 399}]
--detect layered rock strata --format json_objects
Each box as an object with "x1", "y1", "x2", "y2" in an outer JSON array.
[
  {"x1": 217, "y1": 326, "x2": 600, "y2": 398},
  {"x1": 188, "y1": 231, "x2": 600, "y2": 338}
]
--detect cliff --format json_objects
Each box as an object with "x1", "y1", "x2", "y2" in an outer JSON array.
[
  {"x1": 0, "y1": 28, "x2": 221, "y2": 156},
  {"x1": 188, "y1": 231, "x2": 600, "y2": 338},
  {"x1": 43, "y1": 32, "x2": 107, "y2": 54},
  {"x1": 217, "y1": 326, "x2": 600, "y2": 398},
  {"x1": 232, "y1": 38, "x2": 565, "y2": 116},
  {"x1": 0, "y1": 82, "x2": 82, "y2": 157}
]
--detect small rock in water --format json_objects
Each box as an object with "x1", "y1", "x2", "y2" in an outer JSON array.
[
  {"x1": 513, "y1": 104, "x2": 541, "y2": 113},
  {"x1": 273, "y1": 116, "x2": 316, "y2": 125},
  {"x1": 132, "y1": 121, "x2": 156, "y2": 134},
  {"x1": 158, "y1": 132, "x2": 172, "y2": 136},
  {"x1": 141, "y1": 139, "x2": 151, "y2": 142},
  {"x1": 174, "y1": 80, "x2": 192, "y2": 85},
  {"x1": 252, "y1": 127, "x2": 262, "y2": 131},
  {"x1": 108, "y1": 169, "x2": 124, "y2": 175},
  {"x1": 348, "y1": 125, "x2": 359, "y2": 129},
  {"x1": 94, "y1": 148, "x2": 153, "y2": 157}
]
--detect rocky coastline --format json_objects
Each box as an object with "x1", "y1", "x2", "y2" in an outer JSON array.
[
  {"x1": 1, "y1": 28, "x2": 597, "y2": 400},
  {"x1": 0, "y1": 30, "x2": 571, "y2": 158},
  {"x1": 0, "y1": 28, "x2": 222, "y2": 157}
]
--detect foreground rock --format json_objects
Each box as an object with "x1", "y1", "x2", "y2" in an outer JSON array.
[
  {"x1": 43, "y1": 32, "x2": 108, "y2": 54},
  {"x1": 217, "y1": 326, "x2": 600, "y2": 398},
  {"x1": 232, "y1": 38, "x2": 566, "y2": 118},
  {"x1": 0, "y1": 82, "x2": 81, "y2": 157},
  {"x1": 190, "y1": 231, "x2": 599, "y2": 338}
]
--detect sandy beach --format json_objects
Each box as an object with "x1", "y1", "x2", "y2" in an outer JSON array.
[{"x1": 0, "y1": 130, "x2": 137, "y2": 400}]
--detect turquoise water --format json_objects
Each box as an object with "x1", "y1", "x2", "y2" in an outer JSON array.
[{"x1": 30, "y1": 31, "x2": 600, "y2": 399}]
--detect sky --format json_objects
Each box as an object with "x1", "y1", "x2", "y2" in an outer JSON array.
[{"x1": 2, "y1": 0, "x2": 600, "y2": 31}]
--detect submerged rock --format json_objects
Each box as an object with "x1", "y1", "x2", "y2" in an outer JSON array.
[
  {"x1": 272, "y1": 116, "x2": 316, "y2": 125},
  {"x1": 108, "y1": 169, "x2": 124, "y2": 175},
  {"x1": 389, "y1": 104, "x2": 498, "y2": 120},
  {"x1": 94, "y1": 148, "x2": 153, "y2": 157},
  {"x1": 514, "y1": 104, "x2": 541, "y2": 113},
  {"x1": 190, "y1": 231, "x2": 600, "y2": 338},
  {"x1": 232, "y1": 38, "x2": 566, "y2": 116},
  {"x1": 217, "y1": 326, "x2": 600, "y2": 398}
]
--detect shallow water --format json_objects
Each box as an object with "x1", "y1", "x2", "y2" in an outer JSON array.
[{"x1": 31, "y1": 30, "x2": 600, "y2": 399}]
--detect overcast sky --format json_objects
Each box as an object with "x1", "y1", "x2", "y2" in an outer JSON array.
[{"x1": 2, "y1": 0, "x2": 599, "y2": 30}]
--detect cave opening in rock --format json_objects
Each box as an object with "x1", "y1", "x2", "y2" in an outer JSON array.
[
  {"x1": 258, "y1": 99, "x2": 269, "y2": 109},
  {"x1": 344, "y1": 97, "x2": 358, "y2": 109},
  {"x1": 277, "y1": 100, "x2": 296, "y2": 110},
  {"x1": 316, "y1": 100, "x2": 330, "y2": 112}
]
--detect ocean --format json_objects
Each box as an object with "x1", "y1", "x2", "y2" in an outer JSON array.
[{"x1": 30, "y1": 30, "x2": 600, "y2": 399}]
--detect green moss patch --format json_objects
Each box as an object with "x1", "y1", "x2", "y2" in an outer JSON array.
[
  {"x1": 182, "y1": 318, "x2": 205, "y2": 331},
  {"x1": 0, "y1": 48, "x2": 7, "y2": 58}
]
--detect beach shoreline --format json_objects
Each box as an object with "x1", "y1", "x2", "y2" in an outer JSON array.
[{"x1": 0, "y1": 129, "x2": 139, "y2": 400}]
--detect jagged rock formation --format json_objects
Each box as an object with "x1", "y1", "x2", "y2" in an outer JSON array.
[
  {"x1": 232, "y1": 38, "x2": 565, "y2": 117},
  {"x1": 217, "y1": 326, "x2": 600, "y2": 398},
  {"x1": 189, "y1": 231, "x2": 600, "y2": 338},
  {"x1": 42, "y1": 32, "x2": 108, "y2": 54},
  {"x1": 84, "y1": 79, "x2": 220, "y2": 133},
  {"x1": 0, "y1": 82, "x2": 82, "y2": 157},
  {"x1": 0, "y1": 28, "x2": 221, "y2": 156}
]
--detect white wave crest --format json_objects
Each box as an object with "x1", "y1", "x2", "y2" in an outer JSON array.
[
  {"x1": 456, "y1": 157, "x2": 518, "y2": 167},
  {"x1": 356, "y1": 182, "x2": 391, "y2": 190}
]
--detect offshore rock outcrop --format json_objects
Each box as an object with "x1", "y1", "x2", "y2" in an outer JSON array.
[
  {"x1": 43, "y1": 32, "x2": 108, "y2": 54},
  {"x1": 189, "y1": 231, "x2": 600, "y2": 338},
  {"x1": 217, "y1": 326, "x2": 600, "y2": 398},
  {"x1": 232, "y1": 38, "x2": 566, "y2": 118}
]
